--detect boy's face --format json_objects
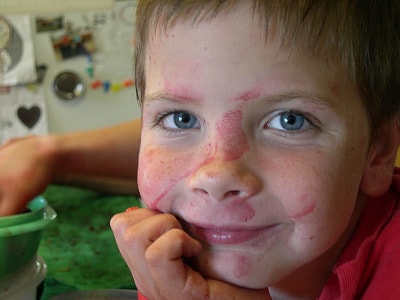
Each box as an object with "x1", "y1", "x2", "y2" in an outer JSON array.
[{"x1": 138, "y1": 4, "x2": 371, "y2": 292}]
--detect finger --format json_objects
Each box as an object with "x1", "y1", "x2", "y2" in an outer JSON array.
[
  {"x1": 110, "y1": 208, "x2": 163, "y2": 274},
  {"x1": 0, "y1": 194, "x2": 31, "y2": 216},
  {"x1": 122, "y1": 213, "x2": 185, "y2": 259},
  {"x1": 111, "y1": 212, "x2": 188, "y2": 297},
  {"x1": 145, "y1": 228, "x2": 203, "y2": 299},
  {"x1": 110, "y1": 210, "x2": 163, "y2": 295},
  {"x1": 110, "y1": 208, "x2": 160, "y2": 235}
]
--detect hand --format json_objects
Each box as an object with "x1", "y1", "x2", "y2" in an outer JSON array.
[
  {"x1": 110, "y1": 208, "x2": 271, "y2": 300},
  {"x1": 0, "y1": 136, "x2": 55, "y2": 216}
]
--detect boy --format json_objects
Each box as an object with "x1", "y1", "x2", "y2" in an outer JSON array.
[{"x1": 110, "y1": 0, "x2": 400, "y2": 299}]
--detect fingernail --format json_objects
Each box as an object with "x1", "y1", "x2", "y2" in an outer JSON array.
[{"x1": 125, "y1": 206, "x2": 139, "y2": 212}]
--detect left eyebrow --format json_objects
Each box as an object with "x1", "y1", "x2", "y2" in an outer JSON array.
[
  {"x1": 265, "y1": 90, "x2": 341, "y2": 110},
  {"x1": 233, "y1": 87, "x2": 341, "y2": 111},
  {"x1": 232, "y1": 84, "x2": 341, "y2": 109}
]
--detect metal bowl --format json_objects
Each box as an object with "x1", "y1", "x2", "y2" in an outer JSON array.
[{"x1": 52, "y1": 71, "x2": 85, "y2": 101}]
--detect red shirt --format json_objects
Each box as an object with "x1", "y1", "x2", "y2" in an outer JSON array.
[{"x1": 319, "y1": 168, "x2": 400, "y2": 299}]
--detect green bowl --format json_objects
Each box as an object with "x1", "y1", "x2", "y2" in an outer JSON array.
[
  {"x1": 0, "y1": 196, "x2": 48, "y2": 228},
  {"x1": 0, "y1": 197, "x2": 56, "y2": 280}
]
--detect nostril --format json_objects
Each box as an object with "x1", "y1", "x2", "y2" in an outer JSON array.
[
  {"x1": 194, "y1": 189, "x2": 209, "y2": 198},
  {"x1": 194, "y1": 189, "x2": 242, "y2": 201},
  {"x1": 224, "y1": 190, "x2": 241, "y2": 198}
]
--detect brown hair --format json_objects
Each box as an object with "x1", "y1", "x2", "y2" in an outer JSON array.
[{"x1": 134, "y1": 0, "x2": 400, "y2": 136}]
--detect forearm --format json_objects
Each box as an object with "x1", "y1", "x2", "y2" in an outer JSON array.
[
  {"x1": 0, "y1": 119, "x2": 141, "y2": 215},
  {"x1": 49, "y1": 119, "x2": 141, "y2": 194}
]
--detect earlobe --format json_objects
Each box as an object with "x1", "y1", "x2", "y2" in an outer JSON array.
[{"x1": 360, "y1": 120, "x2": 400, "y2": 197}]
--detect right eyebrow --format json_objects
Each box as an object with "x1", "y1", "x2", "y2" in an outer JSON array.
[{"x1": 143, "y1": 92, "x2": 204, "y2": 107}]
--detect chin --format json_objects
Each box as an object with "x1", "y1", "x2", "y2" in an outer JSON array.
[{"x1": 192, "y1": 248, "x2": 271, "y2": 289}]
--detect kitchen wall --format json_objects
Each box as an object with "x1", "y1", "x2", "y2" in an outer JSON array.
[{"x1": 1, "y1": 0, "x2": 141, "y2": 136}]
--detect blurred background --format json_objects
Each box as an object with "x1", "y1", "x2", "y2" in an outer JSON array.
[
  {"x1": 0, "y1": 0, "x2": 141, "y2": 144},
  {"x1": 0, "y1": 2, "x2": 141, "y2": 299}
]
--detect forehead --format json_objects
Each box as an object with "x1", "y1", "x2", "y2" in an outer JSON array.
[
  {"x1": 143, "y1": 1, "x2": 354, "y2": 89},
  {"x1": 144, "y1": 4, "x2": 350, "y2": 106},
  {"x1": 143, "y1": 1, "x2": 345, "y2": 64},
  {"x1": 145, "y1": 7, "x2": 270, "y2": 99}
]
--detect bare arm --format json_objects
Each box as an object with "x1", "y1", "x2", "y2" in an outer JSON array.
[
  {"x1": 51, "y1": 119, "x2": 141, "y2": 193},
  {"x1": 0, "y1": 119, "x2": 141, "y2": 216}
]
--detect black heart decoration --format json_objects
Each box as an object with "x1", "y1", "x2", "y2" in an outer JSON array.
[{"x1": 17, "y1": 105, "x2": 41, "y2": 129}]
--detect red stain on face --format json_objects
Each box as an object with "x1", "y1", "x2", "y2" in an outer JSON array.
[
  {"x1": 138, "y1": 146, "x2": 214, "y2": 210},
  {"x1": 224, "y1": 200, "x2": 255, "y2": 222},
  {"x1": 162, "y1": 63, "x2": 203, "y2": 102},
  {"x1": 288, "y1": 194, "x2": 317, "y2": 219},
  {"x1": 215, "y1": 108, "x2": 249, "y2": 161},
  {"x1": 234, "y1": 254, "x2": 252, "y2": 279},
  {"x1": 139, "y1": 106, "x2": 251, "y2": 215},
  {"x1": 234, "y1": 88, "x2": 262, "y2": 102}
]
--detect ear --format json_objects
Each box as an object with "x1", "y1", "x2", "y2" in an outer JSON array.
[{"x1": 360, "y1": 119, "x2": 400, "y2": 197}]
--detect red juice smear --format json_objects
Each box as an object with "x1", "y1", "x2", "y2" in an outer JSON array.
[
  {"x1": 234, "y1": 254, "x2": 252, "y2": 279},
  {"x1": 288, "y1": 193, "x2": 316, "y2": 219},
  {"x1": 140, "y1": 106, "x2": 251, "y2": 212},
  {"x1": 215, "y1": 108, "x2": 249, "y2": 161}
]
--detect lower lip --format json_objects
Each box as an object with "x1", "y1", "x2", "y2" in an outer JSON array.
[{"x1": 190, "y1": 226, "x2": 270, "y2": 245}]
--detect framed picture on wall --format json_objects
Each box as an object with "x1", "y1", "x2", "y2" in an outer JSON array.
[{"x1": 0, "y1": 14, "x2": 37, "y2": 86}]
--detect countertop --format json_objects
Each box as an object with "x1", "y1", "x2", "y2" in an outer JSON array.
[{"x1": 38, "y1": 185, "x2": 141, "y2": 299}]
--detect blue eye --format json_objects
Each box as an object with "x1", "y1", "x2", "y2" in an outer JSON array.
[
  {"x1": 162, "y1": 111, "x2": 199, "y2": 129},
  {"x1": 268, "y1": 111, "x2": 310, "y2": 131}
]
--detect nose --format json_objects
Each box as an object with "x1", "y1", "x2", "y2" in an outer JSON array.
[{"x1": 187, "y1": 155, "x2": 262, "y2": 202}]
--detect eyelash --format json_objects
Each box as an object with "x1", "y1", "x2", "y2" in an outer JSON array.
[
  {"x1": 153, "y1": 109, "x2": 318, "y2": 139},
  {"x1": 153, "y1": 110, "x2": 197, "y2": 131},
  {"x1": 154, "y1": 110, "x2": 173, "y2": 128},
  {"x1": 264, "y1": 110, "x2": 317, "y2": 136}
]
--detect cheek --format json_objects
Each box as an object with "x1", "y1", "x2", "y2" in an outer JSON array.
[
  {"x1": 287, "y1": 193, "x2": 317, "y2": 219},
  {"x1": 138, "y1": 147, "x2": 192, "y2": 209},
  {"x1": 138, "y1": 145, "x2": 214, "y2": 210},
  {"x1": 262, "y1": 153, "x2": 316, "y2": 207},
  {"x1": 258, "y1": 151, "x2": 333, "y2": 221},
  {"x1": 267, "y1": 149, "x2": 361, "y2": 238}
]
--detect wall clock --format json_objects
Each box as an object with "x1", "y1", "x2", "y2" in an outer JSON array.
[{"x1": 0, "y1": 16, "x2": 12, "y2": 49}]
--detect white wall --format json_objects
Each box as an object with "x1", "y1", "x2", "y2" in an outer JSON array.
[
  {"x1": 32, "y1": 0, "x2": 141, "y2": 133},
  {"x1": 0, "y1": 0, "x2": 114, "y2": 14}
]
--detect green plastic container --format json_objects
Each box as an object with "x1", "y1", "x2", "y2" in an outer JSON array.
[
  {"x1": 0, "y1": 197, "x2": 56, "y2": 279},
  {"x1": 0, "y1": 196, "x2": 48, "y2": 228}
]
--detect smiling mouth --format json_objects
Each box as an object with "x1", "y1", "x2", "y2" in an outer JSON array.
[{"x1": 188, "y1": 224, "x2": 273, "y2": 245}]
